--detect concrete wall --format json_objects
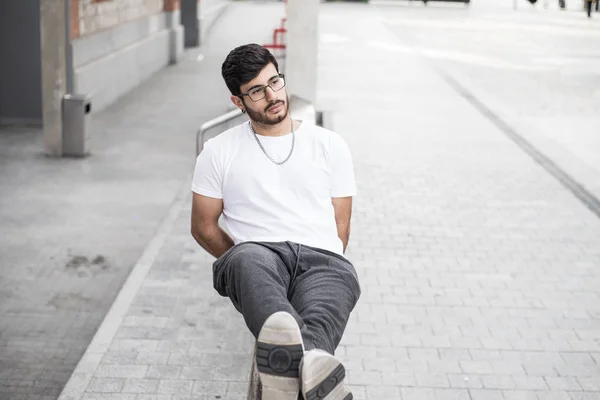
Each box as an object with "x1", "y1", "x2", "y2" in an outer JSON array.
[
  {"x1": 78, "y1": 0, "x2": 163, "y2": 37},
  {"x1": 71, "y1": 1, "x2": 183, "y2": 113},
  {"x1": 0, "y1": 1, "x2": 43, "y2": 125}
]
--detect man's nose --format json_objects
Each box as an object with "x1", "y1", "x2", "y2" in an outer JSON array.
[{"x1": 265, "y1": 86, "x2": 278, "y2": 101}]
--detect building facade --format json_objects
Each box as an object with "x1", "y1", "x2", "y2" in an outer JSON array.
[{"x1": 0, "y1": 0, "x2": 229, "y2": 147}]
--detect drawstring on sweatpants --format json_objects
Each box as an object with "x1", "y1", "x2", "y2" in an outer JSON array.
[{"x1": 287, "y1": 242, "x2": 302, "y2": 294}]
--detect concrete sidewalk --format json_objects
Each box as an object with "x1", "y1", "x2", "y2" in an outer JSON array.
[
  {"x1": 57, "y1": 2, "x2": 600, "y2": 400},
  {"x1": 0, "y1": 1, "x2": 284, "y2": 399}
]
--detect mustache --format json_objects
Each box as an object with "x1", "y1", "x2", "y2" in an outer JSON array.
[{"x1": 265, "y1": 101, "x2": 285, "y2": 112}]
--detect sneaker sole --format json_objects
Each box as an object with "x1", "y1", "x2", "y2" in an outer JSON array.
[
  {"x1": 301, "y1": 352, "x2": 352, "y2": 400},
  {"x1": 256, "y1": 312, "x2": 304, "y2": 400},
  {"x1": 256, "y1": 341, "x2": 304, "y2": 377}
]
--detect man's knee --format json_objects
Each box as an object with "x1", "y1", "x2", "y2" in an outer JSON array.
[
  {"x1": 229, "y1": 242, "x2": 271, "y2": 260},
  {"x1": 226, "y1": 242, "x2": 278, "y2": 276}
]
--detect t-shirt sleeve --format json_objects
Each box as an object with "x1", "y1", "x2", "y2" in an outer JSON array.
[
  {"x1": 191, "y1": 145, "x2": 223, "y2": 199},
  {"x1": 329, "y1": 133, "x2": 357, "y2": 198}
]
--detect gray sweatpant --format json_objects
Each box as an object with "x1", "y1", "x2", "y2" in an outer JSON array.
[{"x1": 212, "y1": 241, "x2": 361, "y2": 354}]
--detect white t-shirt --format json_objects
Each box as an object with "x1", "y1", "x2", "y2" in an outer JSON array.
[{"x1": 191, "y1": 121, "x2": 356, "y2": 256}]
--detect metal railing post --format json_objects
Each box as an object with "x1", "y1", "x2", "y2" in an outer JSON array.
[{"x1": 196, "y1": 108, "x2": 244, "y2": 156}]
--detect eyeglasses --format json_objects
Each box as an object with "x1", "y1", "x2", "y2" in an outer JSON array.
[{"x1": 240, "y1": 74, "x2": 286, "y2": 102}]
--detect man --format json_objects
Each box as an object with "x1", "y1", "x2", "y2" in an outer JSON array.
[{"x1": 191, "y1": 43, "x2": 360, "y2": 400}]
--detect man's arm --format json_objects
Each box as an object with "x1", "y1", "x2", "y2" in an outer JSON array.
[
  {"x1": 191, "y1": 192, "x2": 234, "y2": 259},
  {"x1": 332, "y1": 196, "x2": 353, "y2": 253}
]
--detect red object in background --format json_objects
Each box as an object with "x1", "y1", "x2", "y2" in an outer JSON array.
[{"x1": 263, "y1": 0, "x2": 288, "y2": 50}]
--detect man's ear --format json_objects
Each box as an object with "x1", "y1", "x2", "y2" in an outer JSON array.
[{"x1": 231, "y1": 95, "x2": 244, "y2": 112}]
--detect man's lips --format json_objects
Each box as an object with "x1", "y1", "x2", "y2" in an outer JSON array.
[{"x1": 267, "y1": 102, "x2": 283, "y2": 113}]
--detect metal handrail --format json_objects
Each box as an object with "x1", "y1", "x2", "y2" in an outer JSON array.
[
  {"x1": 195, "y1": 96, "x2": 318, "y2": 157},
  {"x1": 196, "y1": 108, "x2": 244, "y2": 156}
]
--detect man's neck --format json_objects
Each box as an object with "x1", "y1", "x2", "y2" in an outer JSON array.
[{"x1": 251, "y1": 117, "x2": 295, "y2": 137}]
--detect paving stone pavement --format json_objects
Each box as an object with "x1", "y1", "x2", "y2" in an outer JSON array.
[
  {"x1": 56, "y1": 2, "x2": 600, "y2": 400},
  {"x1": 375, "y1": 0, "x2": 600, "y2": 201}
]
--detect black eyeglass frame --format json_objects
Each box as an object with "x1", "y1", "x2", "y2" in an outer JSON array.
[{"x1": 238, "y1": 74, "x2": 286, "y2": 102}]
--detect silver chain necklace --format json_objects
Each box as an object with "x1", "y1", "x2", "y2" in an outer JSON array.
[{"x1": 249, "y1": 117, "x2": 295, "y2": 165}]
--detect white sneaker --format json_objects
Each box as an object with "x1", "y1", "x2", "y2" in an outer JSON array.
[
  {"x1": 256, "y1": 311, "x2": 305, "y2": 400},
  {"x1": 300, "y1": 349, "x2": 352, "y2": 400}
]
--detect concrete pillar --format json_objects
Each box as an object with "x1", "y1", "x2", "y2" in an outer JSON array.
[
  {"x1": 40, "y1": 0, "x2": 68, "y2": 157},
  {"x1": 181, "y1": 0, "x2": 200, "y2": 48},
  {"x1": 165, "y1": 0, "x2": 184, "y2": 64},
  {"x1": 285, "y1": 0, "x2": 319, "y2": 106}
]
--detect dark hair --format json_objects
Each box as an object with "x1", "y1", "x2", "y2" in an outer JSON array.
[{"x1": 221, "y1": 43, "x2": 279, "y2": 96}]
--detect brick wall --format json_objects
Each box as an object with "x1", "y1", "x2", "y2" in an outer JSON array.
[
  {"x1": 163, "y1": 0, "x2": 180, "y2": 11},
  {"x1": 70, "y1": 0, "x2": 81, "y2": 39},
  {"x1": 75, "y1": 0, "x2": 165, "y2": 37}
]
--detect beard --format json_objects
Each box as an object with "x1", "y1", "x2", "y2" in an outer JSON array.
[{"x1": 243, "y1": 95, "x2": 289, "y2": 126}]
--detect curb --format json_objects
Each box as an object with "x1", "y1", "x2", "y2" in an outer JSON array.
[{"x1": 57, "y1": 175, "x2": 192, "y2": 400}]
